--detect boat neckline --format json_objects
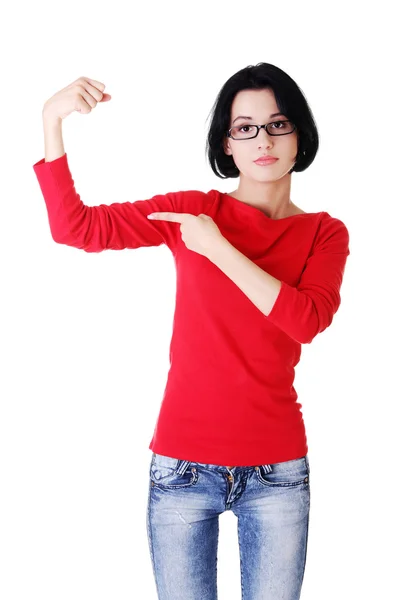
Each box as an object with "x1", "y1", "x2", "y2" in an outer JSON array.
[{"x1": 213, "y1": 190, "x2": 325, "y2": 221}]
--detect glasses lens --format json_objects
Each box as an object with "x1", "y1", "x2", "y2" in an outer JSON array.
[
  {"x1": 267, "y1": 120, "x2": 294, "y2": 135},
  {"x1": 230, "y1": 125, "x2": 258, "y2": 139}
]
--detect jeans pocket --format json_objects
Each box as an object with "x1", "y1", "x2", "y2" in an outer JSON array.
[
  {"x1": 150, "y1": 452, "x2": 199, "y2": 489},
  {"x1": 256, "y1": 456, "x2": 310, "y2": 488}
]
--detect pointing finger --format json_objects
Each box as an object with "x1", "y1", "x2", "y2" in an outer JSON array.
[{"x1": 147, "y1": 212, "x2": 187, "y2": 222}]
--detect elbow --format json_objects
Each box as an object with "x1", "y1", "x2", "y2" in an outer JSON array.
[
  {"x1": 296, "y1": 313, "x2": 335, "y2": 344},
  {"x1": 292, "y1": 327, "x2": 319, "y2": 344},
  {"x1": 266, "y1": 286, "x2": 340, "y2": 344},
  {"x1": 291, "y1": 308, "x2": 322, "y2": 344},
  {"x1": 298, "y1": 330, "x2": 318, "y2": 345},
  {"x1": 49, "y1": 227, "x2": 63, "y2": 244},
  {"x1": 51, "y1": 234, "x2": 98, "y2": 253},
  {"x1": 50, "y1": 229, "x2": 100, "y2": 253},
  {"x1": 289, "y1": 304, "x2": 321, "y2": 344},
  {"x1": 50, "y1": 228, "x2": 72, "y2": 246},
  {"x1": 296, "y1": 294, "x2": 339, "y2": 343}
]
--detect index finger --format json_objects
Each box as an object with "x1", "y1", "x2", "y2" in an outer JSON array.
[
  {"x1": 81, "y1": 77, "x2": 106, "y2": 92},
  {"x1": 147, "y1": 212, "x2": 187, "y2": 222}
]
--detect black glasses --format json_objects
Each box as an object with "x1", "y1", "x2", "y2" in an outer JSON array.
[{"x1": 226, "y1": 120, "x2": 296, "y2": 140}]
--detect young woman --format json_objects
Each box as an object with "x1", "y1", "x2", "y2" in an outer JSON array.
[{"x1": 33, "y1": 62, "x2": 350, "y2": 600}]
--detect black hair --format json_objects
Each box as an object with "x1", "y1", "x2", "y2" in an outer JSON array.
[{"x1": 205, "y1": 62, "x2": 319, "y2": 179}]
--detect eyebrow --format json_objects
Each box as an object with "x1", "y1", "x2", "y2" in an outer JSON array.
[{"x1": 232, "y1": 112, "x2": 285, "y2": 124}]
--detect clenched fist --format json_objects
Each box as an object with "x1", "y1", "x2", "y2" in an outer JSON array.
[{"x1": 42, "y1": 76, "x2": 112, "y2": 121}]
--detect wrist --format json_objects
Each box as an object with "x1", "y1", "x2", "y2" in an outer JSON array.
[
  {"x1": 207, "y1": 235, "x2": 230, "y2": 262},
  {"x1": 42, "y1": 106, "x2": 62, "y2": 127}
]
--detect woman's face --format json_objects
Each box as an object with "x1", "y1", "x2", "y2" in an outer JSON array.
[{"x1": 223, "y1": 88, "x2": 299, "y2": 181}]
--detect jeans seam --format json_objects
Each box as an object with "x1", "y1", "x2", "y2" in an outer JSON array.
[{"x1": 147, "y1": 473, "x2": 159, "y2": 591}]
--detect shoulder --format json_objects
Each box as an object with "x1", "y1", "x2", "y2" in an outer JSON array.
[
  {"x1": 319, "y1": 211, "x2": 349, "y2": 234},
  {"x1": 314, "y1": 211, "x2": 350, "y2": 253},
  {"x1": 182, "y1": 188, "x2": 221, "y2": 214}
]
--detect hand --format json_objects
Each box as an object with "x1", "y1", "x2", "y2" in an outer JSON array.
[
  {"x1": 42, "y1": 76, "x2": 112, "y2": 122},
  {"x1": 147, "y1": 212, "x2": 224, "y2": 258}
]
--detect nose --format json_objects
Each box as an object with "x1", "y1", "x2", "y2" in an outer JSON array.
[{"x1": 257, "y1": 126, "x2": 273, "y2": 146}]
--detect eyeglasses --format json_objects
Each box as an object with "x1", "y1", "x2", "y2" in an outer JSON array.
[{"x1": 226, "y1": 120, "x2": 296, "y2": 140}]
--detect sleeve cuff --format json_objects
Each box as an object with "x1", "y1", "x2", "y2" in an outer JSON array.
[
  {"x1": 267, "y1": 280, "x2": 292, "y2": 322},
  {"x1": 33, "y1": 153, "x2": 72, "y2": 197}
]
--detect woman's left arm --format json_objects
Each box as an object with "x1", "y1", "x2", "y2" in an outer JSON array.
[{"x1": 207, "y1": 217, "x2": 350, "y2": 344}]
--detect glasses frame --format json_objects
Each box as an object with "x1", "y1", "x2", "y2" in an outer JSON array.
[{"x1": 226, "y1": 119, "x2": 297, "y2": 140}]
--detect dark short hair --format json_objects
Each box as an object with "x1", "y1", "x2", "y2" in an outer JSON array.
[{"x1": 205, "y1": 62, "x2": 319, "y2": 179}]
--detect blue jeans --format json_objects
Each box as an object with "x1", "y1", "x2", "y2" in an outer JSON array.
[{"x1": 146, "y1": 451, "x2": 311, "y2": 600}]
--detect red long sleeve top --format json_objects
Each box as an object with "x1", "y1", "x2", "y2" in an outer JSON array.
[{"x1": 33, "y1": 153, "x2": 350, "y2": 466}]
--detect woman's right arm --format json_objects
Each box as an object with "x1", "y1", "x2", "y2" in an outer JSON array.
[
  {"x1": 34, "y1": 77, "x2": 200, "y2": 253},
  {"x1": 33, "y1": 149, "x2": 193, "y2": 252}
]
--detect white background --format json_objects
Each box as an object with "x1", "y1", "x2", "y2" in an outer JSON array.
[{"x1": 1, "y1": 1, "x2": 398, "y2": 598}]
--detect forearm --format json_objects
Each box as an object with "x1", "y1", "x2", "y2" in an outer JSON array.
[
  {"x1": 42, "y1": 108, "x2": 65, "y2": 162},
  {"x1": 207, "y1": 238, "x2": 282, "y2": 317}
]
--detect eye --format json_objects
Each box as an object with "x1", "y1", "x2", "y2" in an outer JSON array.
[
  {"x1": 270, "y1": 120, "x2": 291, "y2": 130},
  {"x1": 239, "y1": 125, "x2": 256, "y2": 133}
]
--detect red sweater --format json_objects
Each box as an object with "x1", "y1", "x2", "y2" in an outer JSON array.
[{"x1": 33, "y1": 153, "x2": 350, "y2": 466}]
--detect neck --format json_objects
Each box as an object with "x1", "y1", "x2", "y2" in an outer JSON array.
[{"x1": 229, "y1": 174, "x2": 294, "y2": 219}]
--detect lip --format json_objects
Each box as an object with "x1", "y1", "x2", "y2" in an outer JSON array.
[{"x1": 254, "y1": 156, "x2": 279, "y2": 164}]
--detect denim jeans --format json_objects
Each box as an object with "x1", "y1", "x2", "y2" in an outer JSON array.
[{"x1": 146, "y1": 451, "x2": 311, "y2": 600}]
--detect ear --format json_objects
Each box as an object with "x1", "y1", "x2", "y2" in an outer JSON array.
[{"x1": 223, "y1": 138, "x2": 232, "y2": 156}]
